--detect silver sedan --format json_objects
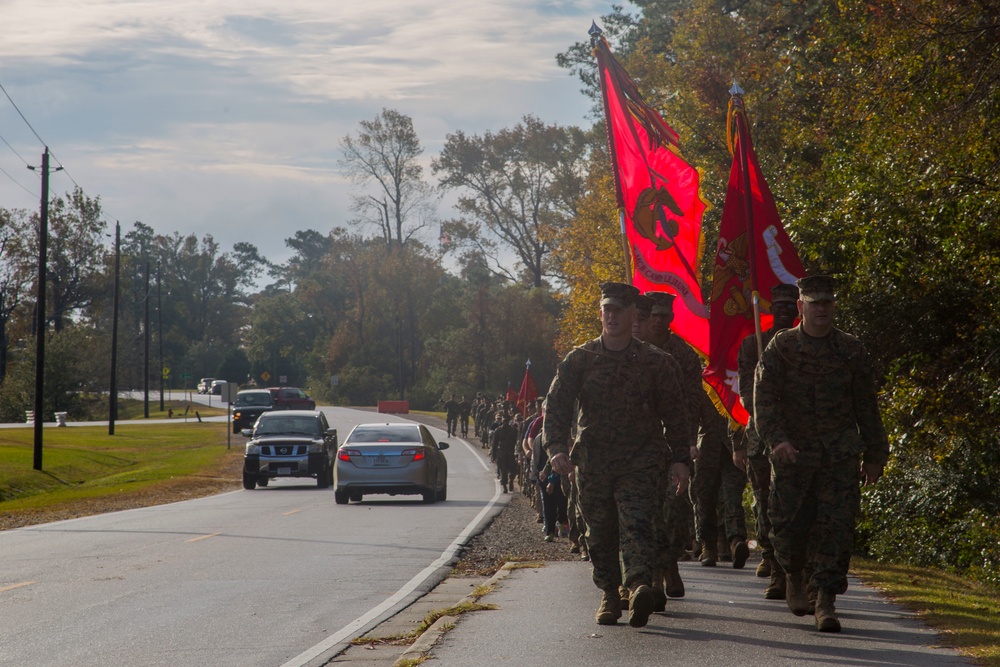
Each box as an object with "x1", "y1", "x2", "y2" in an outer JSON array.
[{"x1": 334, "y1": 423, "x2": 449, "y2": 504}]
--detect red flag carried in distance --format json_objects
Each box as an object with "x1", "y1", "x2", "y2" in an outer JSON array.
[
  {"x1": 703, "y1": 88, "x2": 806, "y2": 427},
  {"x1": 516, "y1": 365, "x2": 538, "y2": 416},
  {"x1": 505, "y1": 384, "x2": 518, "y2": 404},
  {"x1": 593, "y1": 28, "x2": 709, "y2": 355}
]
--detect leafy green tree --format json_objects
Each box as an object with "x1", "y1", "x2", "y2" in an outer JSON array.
[
  {"x1": 0, "y1": 208, "x2": 34, "y2": 381},
  {"x1": 433, "y1": 115, "x2": 589, "y2": 288}
]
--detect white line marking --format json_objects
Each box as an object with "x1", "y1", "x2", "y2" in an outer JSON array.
[{"x1": 279, "y1": 429, "x2": 501, "y2": 667}]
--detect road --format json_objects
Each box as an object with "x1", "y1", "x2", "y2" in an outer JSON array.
[{"x1": 0, "y1": 407, "x2": 500, "y2": 667}]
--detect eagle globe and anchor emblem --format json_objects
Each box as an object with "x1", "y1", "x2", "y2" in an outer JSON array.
[{"x1": 633, "y1": 185, "x2": 683, "y2": 251}]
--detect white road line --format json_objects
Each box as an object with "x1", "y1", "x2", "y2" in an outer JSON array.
[{"x1": 279, "y1": 434, "x2": 500, "y2": 667}]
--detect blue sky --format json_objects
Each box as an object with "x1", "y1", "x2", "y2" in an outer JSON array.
[{"x1": 0, "y1": 0, "x2": 617, "y2": 267}]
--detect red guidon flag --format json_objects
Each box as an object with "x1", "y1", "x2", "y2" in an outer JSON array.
[
  {"x1": 505, "y1": 384, "x2": 518, "y2": 404},
  {"x1": 516, "y1": 364, "x2": 539, "y2": 416},
  {"x1": 703, "y1": 88, "x2": 806, "y2": 427},
  {"x1": 593, "y1": 28, "x2": 709, "y2": 355}
]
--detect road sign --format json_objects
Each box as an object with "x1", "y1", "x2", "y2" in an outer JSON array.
[
  {"x1": 162, "y1": 366, "x2": 170, "y2": 380},
  {"x1": 260, "y1": 371, "x2": 271, "y2": 382}
]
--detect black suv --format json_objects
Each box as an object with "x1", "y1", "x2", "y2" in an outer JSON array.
[
  {"x1": 231, "y1": 389, "x2": 274, "y2": 433},
  {"x1": 242, "y1": 410, "x2": 337, "y2": 490}
]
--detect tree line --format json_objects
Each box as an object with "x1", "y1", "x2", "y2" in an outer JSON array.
[{"x1": 0, "y1": 0, "x2": 996, "y2": 587}]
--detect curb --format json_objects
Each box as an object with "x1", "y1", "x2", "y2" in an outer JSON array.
[{"x1": 392, "y1": 564, "x2": 518, "y2": 666}]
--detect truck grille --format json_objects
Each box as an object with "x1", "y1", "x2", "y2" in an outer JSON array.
[{"x1": 262, "y1": 445, "x2": 307, "y2": 456}]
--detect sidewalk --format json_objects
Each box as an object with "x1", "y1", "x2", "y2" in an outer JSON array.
[{"x1": 334, "y1": 556, "x2": 972, "y2": 667}]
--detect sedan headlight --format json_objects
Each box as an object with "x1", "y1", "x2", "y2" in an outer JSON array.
[{"x1": 246, "y1": 443, "x2": 261, "y2": 455}]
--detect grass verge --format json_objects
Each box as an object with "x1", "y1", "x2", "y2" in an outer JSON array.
[
  {"x1": 854, "y1": 558, "x2": 1000, "y2": 666},
  {"x1": 0, "y1": 421, "x2": 241, "y2": 529}
]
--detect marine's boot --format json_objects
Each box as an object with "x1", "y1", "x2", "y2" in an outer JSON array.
[
  {"x1": 807, "y1": 585, "x2": 818, "y2": 615},
  {"x1": 755, "y1": 555, "x2": 772, "y2": 578},
  {"x1": 619, "y1": 585, "x2": 630, "y2": 610},
  {"x1": 785, "y1": 570, "x2": 810, "y2": 616},
  {"x1": 595, "y1": 590, "x2": 622, "y2": 625},
  {"x1": 628, "y1": 585, "x2": 654, "y2": 628},
  {"x1": 650, "y1": 576, "x2": 667, "y2": 613},
  {"x1": 700, "y1": 541, "x2": 718, "y2": 567},
  {"x1": 764, "y1": 568, "x2": 786, "y2": 600},
  {"x1": 731, "y1": 538, "x2": 750, "y2": 570},
  {"x1": 814, "y1": 589, "x2": 842, "y2": 632},
  {"x1": 717, "y1": 535, "x2": 732, "y2": 562},
  {"x1": 664, "y1": 560, "x2": 686, "y2": 598}
]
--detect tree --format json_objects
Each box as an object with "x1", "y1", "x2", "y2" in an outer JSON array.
[
  {"x1": 433, "y1": 116, "x2": 588, "y2": 288},
  {"x1": 0, "y1": 208, "x2": 34, "y2": 381},
  {"x1": 39, "y1": 188, "x2": 108, "y2": 332},
  {"x1": 339, "y1": 108, "x2": 437, "y2": 247}
]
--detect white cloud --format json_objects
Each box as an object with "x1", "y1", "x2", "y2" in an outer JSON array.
[{"x1": 0, "y1": 0, "x2": 614, "y2": 266}]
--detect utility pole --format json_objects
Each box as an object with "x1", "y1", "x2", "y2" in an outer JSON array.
[
  {"x1": 30, "y1": 148, "x2": 61, "y2": 471},
  {"x1": 157, "y1": 263, "x2": 164, "y2": 412},
  {"x1": 109, "y1": 222, "x2": 120, "y2": 435},
  {"x1": 143, "y1": 259, "x2": 150, "y2": 418}
]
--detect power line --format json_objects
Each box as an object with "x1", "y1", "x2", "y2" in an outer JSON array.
[
  {"x1": 0, "y1": 131, "x2": 31, "y2": 166},
  {"x1": 0, "y1": 80, "x2": 47, "y2": 147},
  {"x1": 0, "y1": 163, "x2": 38, "y2": 198}
]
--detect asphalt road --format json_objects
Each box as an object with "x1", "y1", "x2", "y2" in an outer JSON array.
[{"x1": 0, "y1": 406, "x2": 500, "y2": 667}]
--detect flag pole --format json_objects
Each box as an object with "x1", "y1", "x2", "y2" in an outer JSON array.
[
  {"x1": 728, "y1": 82, "x2": 764, "y2": 358},
  {"x1": 591, "y1": 22, "x2": 633, "y2": 284}
]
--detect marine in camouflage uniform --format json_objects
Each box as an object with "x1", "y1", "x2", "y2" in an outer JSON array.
[
  {"x1": 490, "y1": 414, "x2": 519, "y2": 493},
  {"x1": 732, "y1": 282, "x2": 800, "y2": 599},
  {"x1": 643, "y1": 292, "x2": 698, "y2": 600},
  {"x1": 543, "y1": 282, "x2": 692, "y2": 629},
  {"x1": 754, "y1": 275, "x2": 889, "y2": 633}
]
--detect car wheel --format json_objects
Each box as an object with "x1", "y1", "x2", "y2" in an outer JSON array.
[
  {"x1": 317, "y1": 462, "x2": 331, "y2": 488},
  {"x1": 349, "y1": 492, "x2": 362, "y2": 502},
  {"x1": 421, "y1": 489, "x2": 436, "y2": 504},
  {"x1": 258, "y1": 477, "x2": 269, "y2": 487},
  {"x1": 242, "y1": 472, "x2": 256, "y2": 490},
  {"x1": 436, "y1": 483, "x2": 447, "y2": 502},
  {"x1": 334, "y1": 490, "x2": 349, "y2": 505}
]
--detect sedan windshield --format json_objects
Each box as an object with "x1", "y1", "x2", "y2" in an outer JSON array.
[
  {"x1": 236, "y1": 394, "x2": 271, "y2": 407},
  {"x1": 256, "y1": 417, "x2": 320, "y2": 436},
  {"x1": 347, "y1": 426, "x2": 421, "y2": 443}
]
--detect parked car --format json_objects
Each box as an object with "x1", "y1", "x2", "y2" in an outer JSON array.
[
  {"x1": 197, "y1": 377, "x2": 215, "y2": 394},
  {"x1": 231, "y1": 389, "x2": 274, "y2": 434},
  {"x1": 267, "y1": 386, "x2": 316, "y2": 410},
  {"x1": 241, "y1": 410, "x2": 337, "y2": 490},
  {"x1": 334, "y1": 423, "x2": 449, "y2": 505},
  {"x1": 210, "y1": 380, "x2": 226, "y2": 395}
]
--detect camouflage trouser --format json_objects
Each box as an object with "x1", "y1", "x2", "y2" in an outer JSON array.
[
  {"x1": 564, "y1": 474, "x2": 585, "y2": 550},
  {"x1": 654, "y1": 467, "x2": 694, "y2": 573},
  {"x1": 746, "y1": 453, "x2": 776, "y2": 560},
  {"x1": 496, "y1": 455, "x2": 517, "y2": 490},
  {"x1": 768, "y1": 455, "x2": 861, "y2": 594},
  {"x1": 577, "y1": 465, "x2": 658, "y2": 593},
  {"x1": 693, "y1": 431, "x2": 747, "y2": 546}
]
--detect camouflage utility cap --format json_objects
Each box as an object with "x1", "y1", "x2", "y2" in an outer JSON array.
[
  {"x1": 645, "y1": 291, "x2": 676, "y2": 315},
  {"x1": 635, "y1": 293, "x2": 654, "y2": 317},
  {"x1": 600, "y1": 282, "x2": 640, "y2": 308},
  {"x1": 797, "y1": 275, "x2": 837, "y2": 302},
  {"x1": 770, "y1": 283, "x2": 800, "y2": 304}
]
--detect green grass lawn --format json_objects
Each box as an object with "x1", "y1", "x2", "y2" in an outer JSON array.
[
  {"x1": 0, "y1": 422, "x2": 236, "y2": 511},
  {"x1": 854, "y1": 559, "x2": 1000, "y2": 666}
]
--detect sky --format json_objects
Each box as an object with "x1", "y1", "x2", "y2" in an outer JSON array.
[{"x1": 0, "y1": 0, "x2": 618, "y2": 269}]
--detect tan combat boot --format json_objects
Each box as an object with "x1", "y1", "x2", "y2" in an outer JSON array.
[
  {"x1": 764, "y1": 568, "x2": 786, "y2": 600},
  {"x1": 815, "y1": 589, "x2": 842, "y2": 632},
  {"x1": 664, "y1": 559, "x2": 685, "y2": 598},
  {"x1": 785, "y1": 570, "x2": 810, "y2": 616},
  {"x1": 650, "y1": 574, "x2": 667, "y2": 612},
  {"x1": 595, "y1": 590, "x2": 622, "y2": 625},
  {"x1": 699, "y1": 542, "x2": 718, "y2": 567},
  {"x1": 755, "y1": 555, "x2": 772, "y2": 578},
  {"x1": 628, "y1": 585, "x2": 654, "y2": 628},
  {"x1": 619, "y1": 584, "x2": 630, "y2": 610}
]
